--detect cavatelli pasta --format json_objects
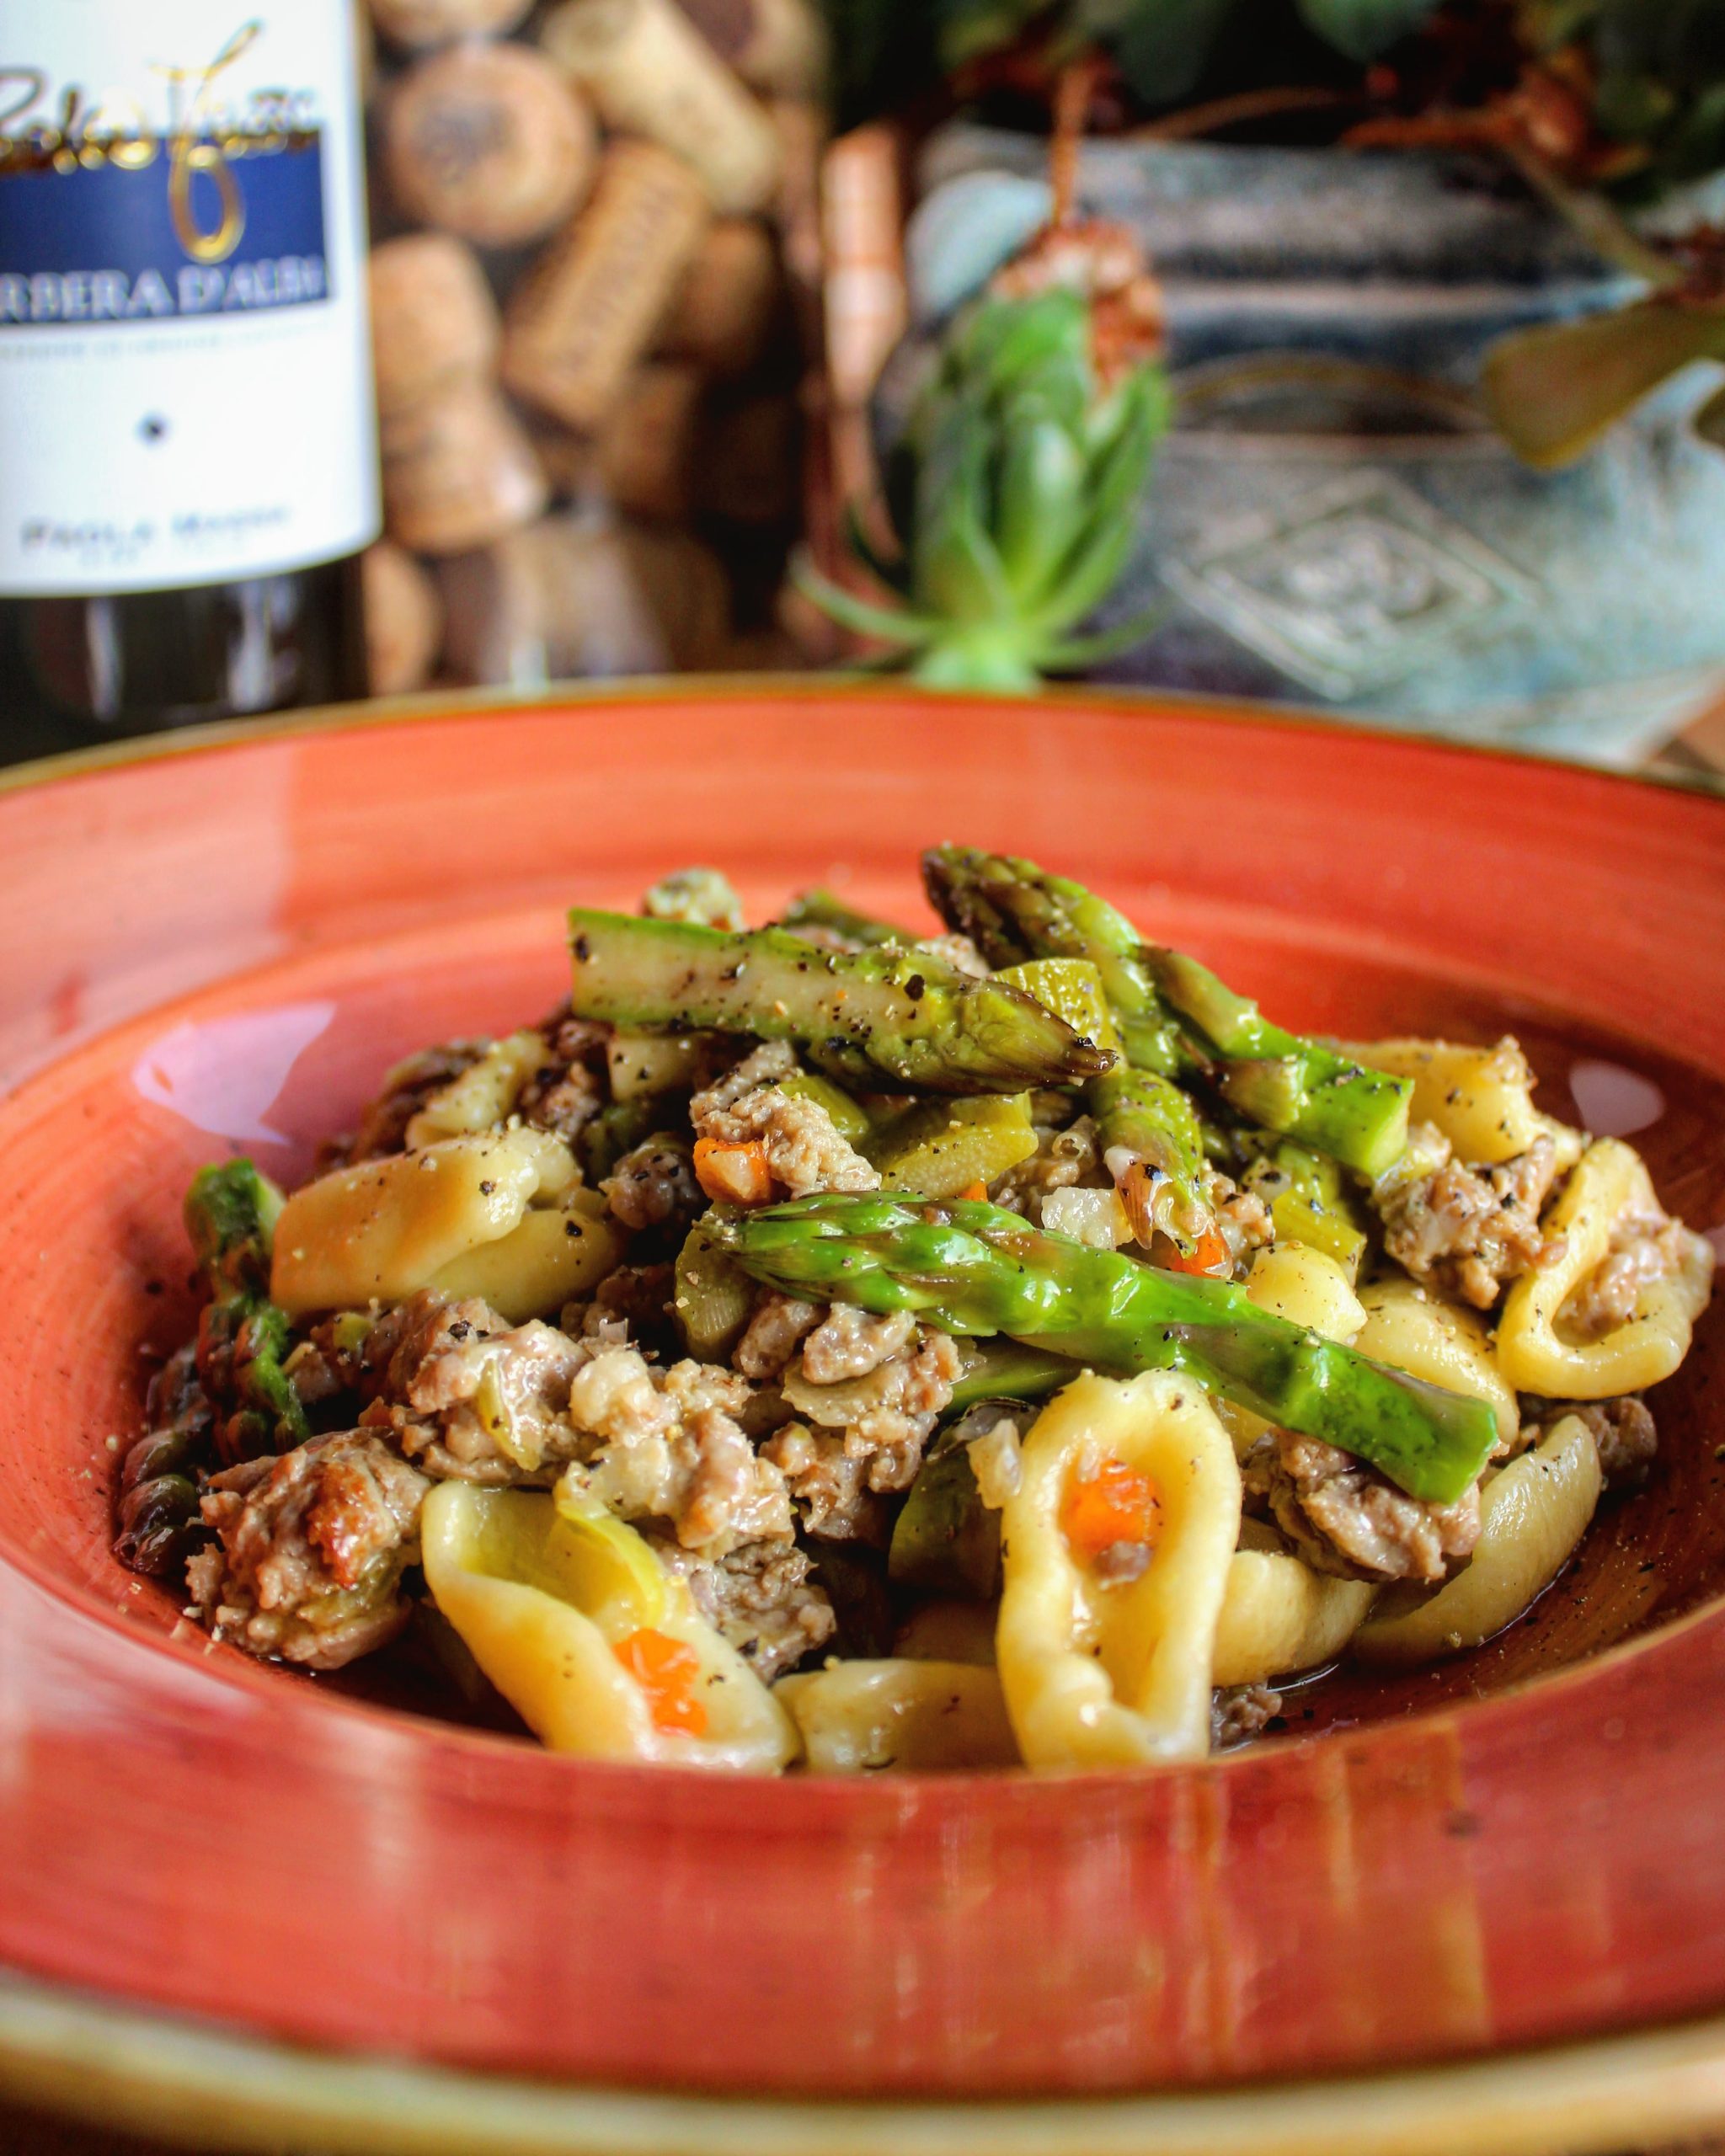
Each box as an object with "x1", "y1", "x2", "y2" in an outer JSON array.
[
  {"x1": 1355, "y1": 1417, "x2": 1603, "y2": 1665},
  {"x1": 1212, "y1": 1532, "x2": 1377, "y2": 1689},
  {"x1": 1496, "y1": 1139, "x2": 1713, "y2": 1399},
  {"x1": 776, "y1": 1660, "x2": 1019, "y2": 1771},
  {"x1": 421, "y1": 1483, "x2": 798, "y2": 1771},
  {"x1": 1354, "y1": 1278, "x2": 1519, "y2": 1451},
  {"x1": 1354, "y1": 1037, "x2": 1543, "y2": 1166},
  {"x1": 271, "y1": 1128, "x2": 594, "y2": 1320},
  {"x1": 997, "y1": 1371, "x2": 1241, "y2": 1769}
]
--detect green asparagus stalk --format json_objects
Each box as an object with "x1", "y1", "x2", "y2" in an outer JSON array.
[
  {"x1": 712, "y1": 1194, "x2": 1497, "y2": 1504},
  {"x1": 1146, "y1": 949, "x2": 1411, "y2": 1180},
  {"x1": 185, "y1": 1161, "x2": 308, "y2": 1463},
  {"x1": 923, "y1": 844, "x2": 1192, "y2": 1075},
  {"x1": 925, "y1": 846, "x2": 1413, "y2": 1177},
  {"x1": 567, "y1": 908, "x2": 1116, "y2": 1095},
  {"x1": 780, "y1": 889, "x2": 913, "y2": 948},
  {"x1": 923, "y1": 846, "x2": 1216, "y2": 1241}
]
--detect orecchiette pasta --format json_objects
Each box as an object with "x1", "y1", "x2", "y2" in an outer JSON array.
[
  {"x1": 997, "y1": 1371, "x2": 1241, "y2": 1769},
  {"x1": 775, "y1": 1660, "x2": 1019, "y2": 1772},
  {"x1": 1353, "y1": 1037, "x2": 1542, "y2": 1165},
  {"x1": 428, "y1": 1187, "x2": 623, "y2": 1323},
  {"x1": 1354, "y1": 1278, "x2": 1519, "y2": 1451},
  {"x1": 1354, "y1": 1416, "x2": 1603, "y2": 1665},
  {"x1": 1212, "y1": 1543, "x2": 1376, "y2": 1688},
  {"x1": 272, "y1": 1128, "x2": 589, "y2": 1318},
  {"x1": 1242, "y1": 1243, "x2": 1367, "y2": 1343},
  {"x1": 1217, "y1": 1243, "x2": 1368, "y2": 1460},
  {"x1": 421, "y1": 1483, "x2": 798, "y2": 1771},
  {"x1": 1496, "y1": 1139, "x2": 1714, "y2": 1398},
  {"x1": 403, "y1": 1030, "x2": 547, "y2": 1149}
]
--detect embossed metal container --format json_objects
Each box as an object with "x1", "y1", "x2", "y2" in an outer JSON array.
[{"x1": 905, "y1": 129, "x2": 1725, "y2": 764}]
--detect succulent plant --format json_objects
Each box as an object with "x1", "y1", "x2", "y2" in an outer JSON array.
[{"x1": 799, "y1": 259, "x2": 1172, "y2": 687}]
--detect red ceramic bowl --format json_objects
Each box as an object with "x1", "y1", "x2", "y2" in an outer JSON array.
[{"x1": 0, "y1": 685, "x2": 1722, "y2": 2154}]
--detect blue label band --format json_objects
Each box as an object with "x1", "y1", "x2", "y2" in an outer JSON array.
[{"x1": 0, "y1": 131, "x2": 329, "y2": 328}]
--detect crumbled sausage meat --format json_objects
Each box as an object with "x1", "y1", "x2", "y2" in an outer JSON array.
[
  {"x1": 190, "y1": 1432, "x2": 430, "y2": 1669},
  {"x1": 1525, "y1": 1395, "x2": 1658, "y2": 1488},
  {"x1": 692, "y1": 1044, "x2": 879, "y2": 1199},
  {"x1": 733, "y1": 1291, "x2": 824, "y2": 1381},
  {"x1": 563, "y1": 1348, "x2": 792, "y2": 1555},
  {"x1": 800, "y1": 1305, "x2": 916, "y2": 1385},
  {"x1": 603, "y1": 1139, "x2": 702, "y2": 1233},
  {"x1": 654, "y1": 1535, "x2": 836, "y2": 1678},
  {"x1": 360, "y1": 1289, "x2": 587, "y2": 1481},
  {"x1": 785, "y1": 1326, "x2": 963, "y2": 1494},
  {"x1": 515, "y1": 1010, "x2": 611, "y2": 1147},
  {"x1": 1374, "y1": 1126, "x2": 1563, "y2": 1310},
  {"x1": 992, "y1": 1116, "x2": 1101, "y2": 1215},
  {"x1": 1245, "y1": 1431, "x2": 1482, "y2": 1585},
  {"x1": 760, "y1": 1421, "x2": 889, "y2": 1543},
  {"x1": 1564, "y1": 1207, "x2": 1696, "y2": 1338},
  {"x1": 1212, "y1": 1684, "x2": 1283, "y2": 1752}
]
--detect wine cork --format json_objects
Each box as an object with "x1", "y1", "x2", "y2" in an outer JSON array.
[
  {"x1": 697, "y1": 391, "x2": 797, "y2": 525},
  {"x1": 597, "y1": 363, "x2": 706, "y2": 521},
  {"x1": 657, "y1": 218, "x2": 779, "y2": 376},
  {"x1": 541, "y1": 0, "x2": 782, "y2": 216},
  {"x1": 769, "y1": 96, "x2": 828, "y2": 302},
  {"x1": 383, "y1": 42, "x2": 599, "y2": 248},
  {"x1": 370, "y1": 234, "x2": 500, "y2": 424},
  {"x1": 617, "y1": 524, "x2": 732, "y2": 668},
  {"x1": 370, "y1": 0, "x2": 536, "y2": 48},
  {"x1": 503, "y1": 140, "x2": 710, "y2": 433},
  {"x1": 673, "y1": 0, "x2": 828, "y2": 96},
  {"x1": 362, "y1": 541, "x2": 445, "y2": 696},
  {"x1": 526, "y1": 418, "x2": 597, "y2": 501},
  {"x1": 382, "y1": 379, "x2": 550, "y2": 554},
  {"x1": 438, "y1": 515, "x2": 676, "y2": 683}
]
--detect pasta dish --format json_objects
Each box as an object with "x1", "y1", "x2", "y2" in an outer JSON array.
[{"x1": 113, "y1": 849, "x2": 1715, "y2": 1772}]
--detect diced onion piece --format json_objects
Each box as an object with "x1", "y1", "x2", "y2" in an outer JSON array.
[{"x1": 1041, "y1": 1186, "x2": 1130, "y2": 1249}]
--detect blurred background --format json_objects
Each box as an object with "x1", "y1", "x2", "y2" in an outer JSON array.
[{"x1": 6, "y1": 0, "x2": 1725, "y2": 777}]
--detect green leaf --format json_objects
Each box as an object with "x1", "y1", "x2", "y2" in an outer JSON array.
[
  {"x1": 994, "y1": 415, "x2": 1091, "y2": 606},
  {"x1": 937, "y1": 0, "x2": 1044, "y2": 70},
  {"x1": 790, "y1": 553, "x2": 938, "y2": 650},
  {"x1": 1296, "y1": 0, "x2": 1444, "y2": 62},
  {"x1": 912, "y1": 401, "x2": 1017, "y2": 623},
  {"x1": 1094, "y1": 0, "x2": 1239, "y2": 108},
  {"x1": 1482, "y1": 297, "x2": 1725, "y2": 467},
  {"x1": 1036, "y1": 600, "x2": 1168, "y2": 671}
]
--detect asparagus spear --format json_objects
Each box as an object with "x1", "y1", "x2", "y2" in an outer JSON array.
[
  {"x1": 567, "y1": 908, "x2": 1116, "y2": 1095},
  {"x1": 926, "y1": 851, "x2": 1218, "y2": 1244},
  {"x1": 923, "y1": 844, "x2": 1192, "y2": 1075},
  {"x1": 712, "y1": 1194, "x2": 1496, "y2": 1504},
  {"x1": 185, "y1": 1161, "x2": 308, "y2": 1461},
  {"x1": 780, "y1": 889, "x2": 913, "y2": 949},
  {"x1": 1146, "y1": 948, "x2": 1411, "y2": 1182},
  {"x1": 924, "y1": 846, "x2": 1413, "y2": 1178}
]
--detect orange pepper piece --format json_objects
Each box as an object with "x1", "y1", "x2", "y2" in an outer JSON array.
[
  {"x1": 692, "y1": 1135, "x2": 775, "y2": 1206},
  {"x1": 613, "y1": 1627, "x2": 708, "y2": 1737},
  {"x1": 1061, "y1": 1457, "x2": 1162, "y2": 1562},
  {"x1": 1162, "y1": 1222, "x2": 1231, "y2": 1278},
  {"x1": 957, "y1": 1181, "x2": 990, "y2": 1203}
]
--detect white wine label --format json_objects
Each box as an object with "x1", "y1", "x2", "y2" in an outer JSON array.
[{"x1": 0, "y1": 3, "x2": 379, "y2": 596}]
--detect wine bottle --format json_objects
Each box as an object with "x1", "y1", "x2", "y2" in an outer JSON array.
[{"x1": 0, "y1": 2, "x2": 379, "y2": 761}]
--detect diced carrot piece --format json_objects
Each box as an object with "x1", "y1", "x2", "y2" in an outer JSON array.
[
  {"x1": 1163, "y1": 1223, "x2": 1231, "y2": 1278},
  {"x1": 957, "y1": 1181, "x2": 989, "y2": 1203},
  {"x1": 613, "y1": 1627, "x2": 708, "y2": 1737},
  {"x1": 692, "y1": 1135, "x2": 775, "y2": 1206},
  {"x1": 1061, "y1": 1457, "x2": 1162, "y2": 1561}
]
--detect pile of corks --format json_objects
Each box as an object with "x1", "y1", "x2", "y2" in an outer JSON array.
[{"x1": 360, "y1": 0, "x2": 828, "y2": 696}]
